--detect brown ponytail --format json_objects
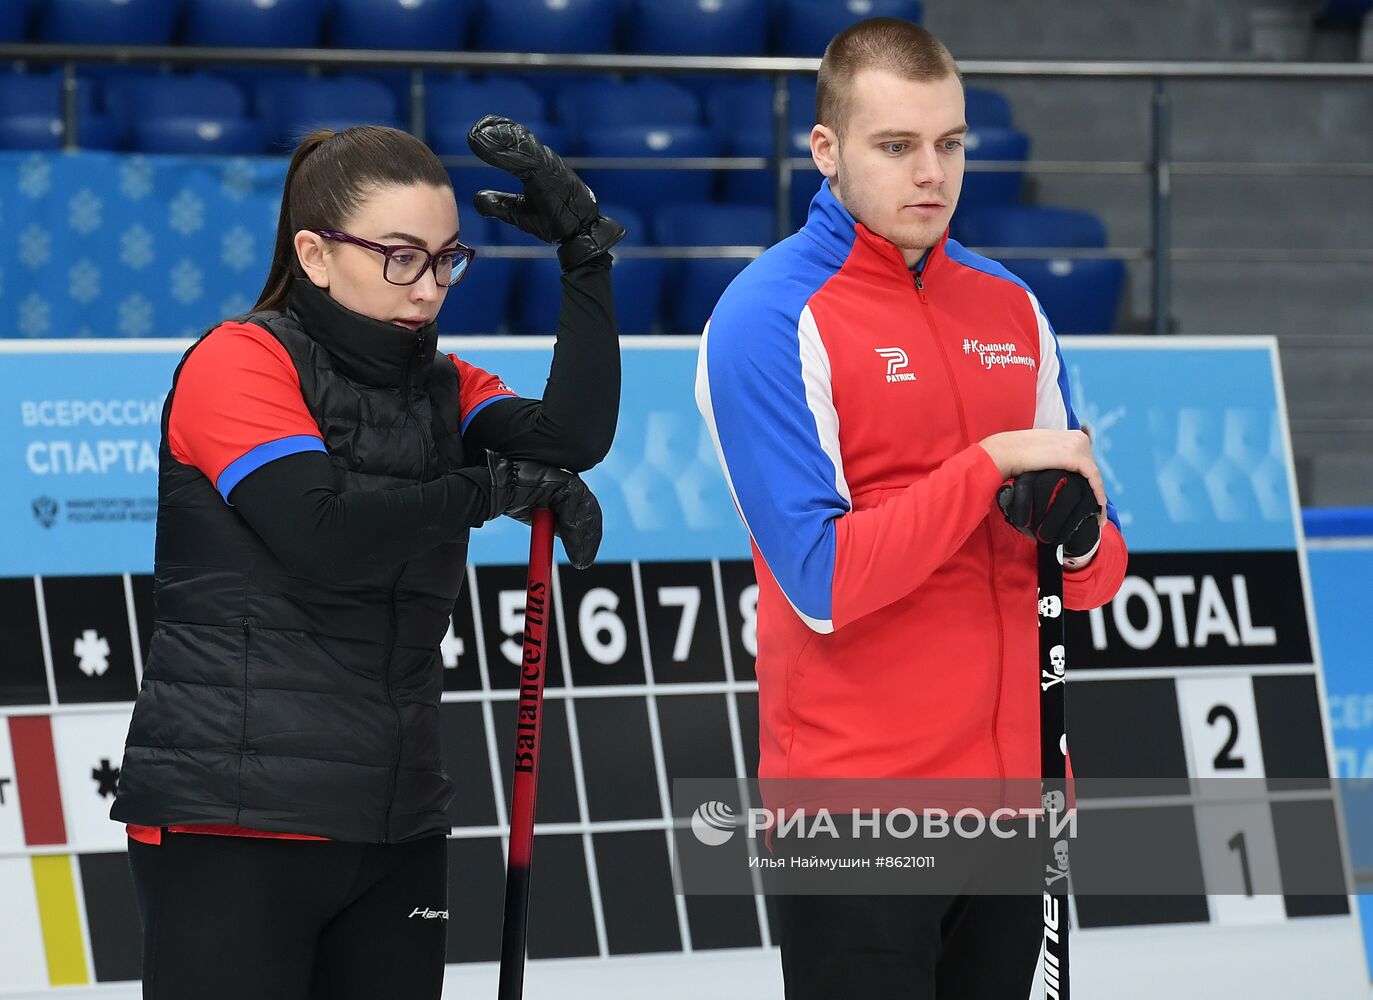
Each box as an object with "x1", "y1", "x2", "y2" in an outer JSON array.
[{"x1": 253, "y1": 125, "x2": 453, "y2": 312}]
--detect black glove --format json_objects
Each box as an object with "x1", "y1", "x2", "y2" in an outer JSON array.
[
  {"x1": 997, "y1": 469, "x2": 1100, "y2": 557},
  {"x1": 466, "y1": 114, "x2": 626, "y2": 272},
  {"x1": 482, "y1": 452, "x2": 602, "y2": 569}
]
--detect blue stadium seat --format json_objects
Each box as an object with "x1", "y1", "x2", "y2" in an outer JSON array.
[
  {"x1": 721, "y1": 124, "x2": 818, "y2": 230},
  {"x1": 578, "y1": 125, "x2": 720, "y2": 219},
  {"x1": 38, "y1": 0, "x2": 177, "y2": 43},
  {"x1": 103, "y1": 73, "x2": 249, "y2": 147},
  {"x1": 1008, "y1": 258, "x2": 1124, "y2": 335},
  {"x1": 964, "y1": 86, "x2": 1014, "y2": 129},
  {"x1": 0, "y1": 0, "x2": 31, "y2": 41},
  {"x1": 436, "y1": 212, "x2": 516, "y2": 334},
  {"x1": 511, "y1": 205, "x2": 663, "y2": 336},
  {"x1": 0, "y1": 72, "x2": 96, "y2": 116},
  {"x1": 655, "y1": 202, "x2": 774, "y2": 334},
  {"x1": 255, "y1": 76, "x2": 403, "y2": 149},
  {"x1": 773, "y1": 0, "x2": 923, "y2": 56},
  {"x1": 704, "y1": 75, "x2": 815, "y2": 137},
  {"x1": 181, "y1": 0, "x2": 326, "y2": 47},
  {"x1": 959, "y1": 125, "x2": 1030, "y2": 209},
  {"x1": 0, "y1": 113, "x2": 120, "y2": 150},
  {"x1": 708, "y1": 76, "x2": 818, "y2": 227},
  {"x1": 953, "y1": 206, "x2": 1123, "y2": 335},
  {"x1": 425, "y1": 76, "x2": 547, "y2": 138},
  {"x1": 954, "y1": 205, "x2": 1106, "y2": 249},
  {"x1": 327, "y1": 0, "x2": 472, "y2": 105},
  {"x1": 557, "y1": 77, "x2": 701, "y2": 133},
  {"x1": 473, "y1": 0, "x2": 615, "y2": 52},
  {"x1": 628, "y1": 0, "x2": 767, "y2": 55},
  {"x1": 133, "y1": 117, "x2": 269, "y2": 155},
  {"x1": 327, "y1": 0, "x2": 470, "y2": 50}
]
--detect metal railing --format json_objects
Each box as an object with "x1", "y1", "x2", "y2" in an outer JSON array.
[{"x1": 4, "y1": 43, "x2": 1373, "y2": 335}]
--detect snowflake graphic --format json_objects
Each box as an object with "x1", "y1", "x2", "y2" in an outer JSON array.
[
  {"x1": 19, "y1": 155, "x2": 51, "y2": 199},
  {"x1": 120, "y1": 156, "x2": 154, "y2": 200},
  {"x1": 18, "y1": 294, "x2": 50, "y2": 337},
  {"x1": 441, "y1": 617, "x2": 465, "y2": 668},
  {"x1": 119, "y1": 293, "x2": 153, "y2": 337},
  {"x1": 1069, "y1": 364, "x2": 1130, "y2": 523},
  {"x1": 221, "y1": 158, "x2": 256, "y2": 201},
  {"x1": 170, "y1": 259, "x2": 203, "y2": 305},
  {"x1": 19, "y1": 223, "x2": 52, "y2": 270},
  {"x1": 169, "y1": 189, "x2": 205, "y2": 236},
  {"x1": 220, "y1": 292, "x2": 252, "y2": 317},
  {"x1": 69, "y1": 258, "x2": 101, "y2": 305},
  {"x1": 74, "y1": 629, "x2": 111, "y2": 677},
  {"x1": 120, "y1": 223, "x2": 155, "y2": 269},
  {"x1": 68, "y1": 188, "x2": 102, "y2": 235},
  {"x1": 221, "y1": 226, "x2": 255, "y2": 271}
]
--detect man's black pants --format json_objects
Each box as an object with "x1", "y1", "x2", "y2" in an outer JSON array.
[
  {"x1": 775, "y1": 893, "x2": 1043, "y2": 999},
  {"x1": 127, "y1": 831, "x2": 449, "y2": 1000}
]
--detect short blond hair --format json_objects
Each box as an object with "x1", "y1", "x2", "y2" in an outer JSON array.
[{"x1": 816, "y1": 18, "x2": 962, "y2": 138}]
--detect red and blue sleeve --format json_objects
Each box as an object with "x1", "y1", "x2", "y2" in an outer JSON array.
[
  {"x1": 448, "y1": 354, "x2": 518, "y2": 434},
  {"x1": 698, "y1": 272, "x2": 1004, "y2": 635},
  {"x1": 167, "y1": 322, "x2": 326, "y2": 502}
]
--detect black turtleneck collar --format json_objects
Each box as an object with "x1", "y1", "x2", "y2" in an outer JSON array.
[{"x1": 285, "y1": 277, "x2": 438, "y2": 393}]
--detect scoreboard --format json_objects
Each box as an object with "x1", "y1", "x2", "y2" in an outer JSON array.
[{"x1": 0, "y1": 336, "x2": 1366, "y2": 997}]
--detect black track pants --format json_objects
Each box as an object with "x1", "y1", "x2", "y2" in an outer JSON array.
[
  {"x1": 775, "y1": 893, "x2": 1042, "y2": 999},
  {"x1": 128, "y1": 831, "x2": 448, "y2": 1000}
]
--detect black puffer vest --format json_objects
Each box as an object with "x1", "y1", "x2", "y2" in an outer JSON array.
[{"x1": 113, "y1": 279, "x2": 467, "y2": 842}]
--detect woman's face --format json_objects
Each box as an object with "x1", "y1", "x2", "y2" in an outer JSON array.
[{"x1": 295, "y1": 182, "x2": 461, "y2": 331}]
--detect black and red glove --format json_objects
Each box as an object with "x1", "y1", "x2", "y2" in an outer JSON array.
[{"x1": 996, "y1": 469, "x2": 1100, "y2": 557}]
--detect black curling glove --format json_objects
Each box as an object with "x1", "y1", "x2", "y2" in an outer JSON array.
[
  {"x1": 996, "y1": 469, "x2": 1100, "y2": 556},
  {"x1": 466, "y1": 114, "x2": 626, "y2": 271}
]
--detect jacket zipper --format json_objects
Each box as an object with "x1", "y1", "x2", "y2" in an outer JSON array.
[
  {"x1": 379, "y1": 569, "x2": 405, "y2": 843},
  {"x1": 913, "y1": 269, "x2": 1007, "y2": 785},
  {"x1": 238, "y1": 618, "x2": 251, "y2": 824},
  {"x1": 380, "y1": 334, "x2": 426, "y2": 841}
]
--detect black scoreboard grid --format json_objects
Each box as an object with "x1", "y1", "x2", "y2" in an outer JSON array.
[{"x1": 0, "y1": 549, "x2": 1362, "y2": 987}]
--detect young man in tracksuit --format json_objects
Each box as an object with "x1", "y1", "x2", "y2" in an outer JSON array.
[{"x1": 696, "y1": 18, "x2": 1128, "y2": 998}]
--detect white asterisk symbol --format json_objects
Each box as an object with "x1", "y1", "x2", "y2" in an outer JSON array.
[
  {"x1": 221, "y1": 226, "x2": 255, "y2": 271},
  {"x1": 120, "y1": 223, "x2": 155, "y2": 269},
  {"x1": 119, "y1": 294, "x2": 154, "y2": 337},
  {"x1": 69, "y1": 258, "x2": 101, "y2": 305},
  {"x1": 169, "y1": 189, "x2": 205, "y2": 235},
  {"x1": 19, "y1": 223, "x2": 52, "y2": 270},
  {"x1": 18, "y1": 294, "x2": 50, "y2": 337},
  {"x1": 170, "y1": 259, "x2": 203, "y2": 305},
  {"x1": 74, "y1": 629, "x2": 111, "y2": 678},
  {"x1": 221, "y1": 158, "x2": 257, "y2": 201},
  {"x1": 68, "y1": 188, "x2": 103, "y2": 235},
  {"x1": 120, "y1": 156, "x2": 154, "y2": 200},
  {"x1": 19, "y1": 154, "x2": 51, "y2": 199},
  {"x1": 220, "y1": 293, "x2": 252, "y2": 317}
]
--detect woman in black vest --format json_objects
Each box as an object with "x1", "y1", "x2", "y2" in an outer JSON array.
[{"x1": 112, "y1": 118, "x2": 622, "y2": 999}]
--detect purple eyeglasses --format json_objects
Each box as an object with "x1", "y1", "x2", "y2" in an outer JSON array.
[{"x1": 312, "y1": 230, "x2": 476, "y2": 287}]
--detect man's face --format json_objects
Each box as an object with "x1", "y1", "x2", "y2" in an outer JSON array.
[{"x1": 812, "y1": 69, "x2": 966, "y2": 264}]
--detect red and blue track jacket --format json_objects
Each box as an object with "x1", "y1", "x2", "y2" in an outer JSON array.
[{"x1": 696, "y1": 180, "x2": 1127, "y2": 782}]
